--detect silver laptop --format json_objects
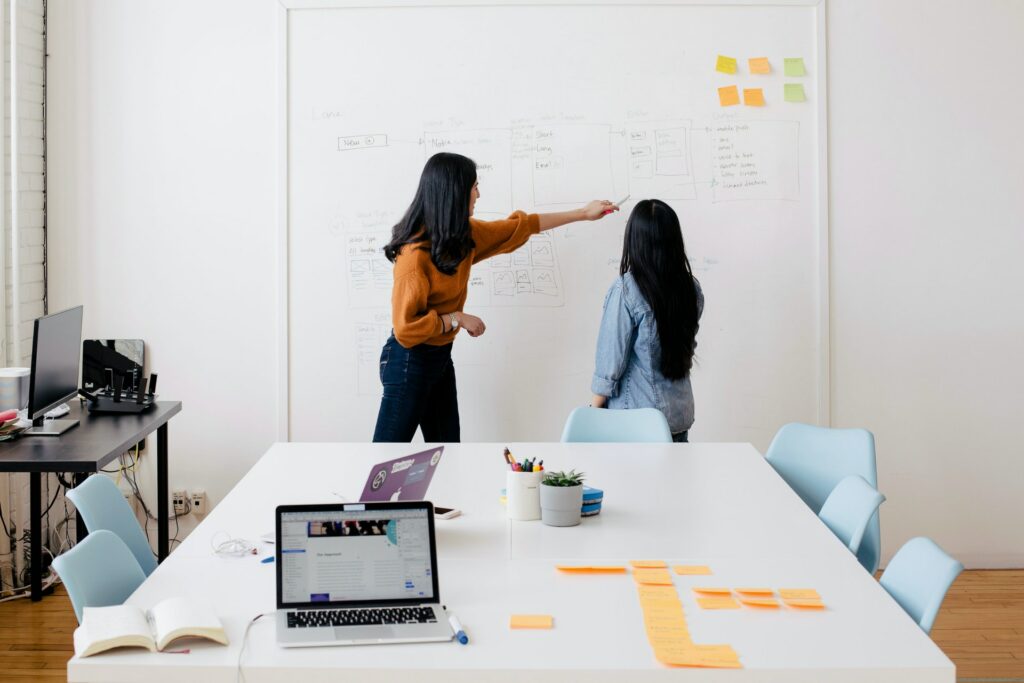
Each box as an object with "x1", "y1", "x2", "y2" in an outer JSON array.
[{"x1": 275, "y1": 501, "x2": 453, "y2": 647}]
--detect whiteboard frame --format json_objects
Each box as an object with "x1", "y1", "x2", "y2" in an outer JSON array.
[{"x1": 275, "y1": 0, "x2": 831, "y2": 440}]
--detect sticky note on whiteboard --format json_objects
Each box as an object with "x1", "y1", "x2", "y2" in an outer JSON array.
[
  {"x1": 716, "y1": 55, "x2": 738, "y2": 74},
  {"x1": 784, "y1": 57, "x2": 807, "y2": 77},
  {"x1": 743, "y1": 88, "x2": 765, "y2": 106},
  {"x1": 748, "y1": 57, "x2": 771, "y2": 74},
  {"x1": 718, "y1": 85, "x2": 740, "y2": 107},
  {"x1": 784, "y1": 83, "x2": 807, "y2": 102}
]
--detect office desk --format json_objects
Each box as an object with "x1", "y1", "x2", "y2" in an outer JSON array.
[
  {"x1": 0, "y1": 400, "x2": 182, "y2": 600},
  {"x1": 68, "y1": 442, "x2": 954, "y2": 682}
]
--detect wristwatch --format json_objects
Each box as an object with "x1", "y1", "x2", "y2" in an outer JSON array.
[{"x1": 449, "y1": 313, "x2": 459, "y2": 330}]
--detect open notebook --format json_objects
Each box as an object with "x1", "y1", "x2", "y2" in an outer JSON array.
[{"x1": 74, "y1": 597, "x2": 228, "y2": 657}]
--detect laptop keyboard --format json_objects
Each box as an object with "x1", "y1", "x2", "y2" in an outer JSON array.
[{"x1": 287, "y1": 606, "x2": 437, "y2": 628}]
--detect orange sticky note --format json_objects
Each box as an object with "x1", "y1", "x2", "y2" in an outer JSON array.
[
  {"x1": 715, "y1": 55, "x2": 738, "y2": 74},
  {"x1": 634, "y1": 568, "x2": 674, "y2": 585},
  {"x1": 631, "y1": 560, "x2": 668, "y2": 569},
  {"x1": 510, "y1": 614, "x2": 553, "y2": 629},
  {"x1": 738, "y1": 595, "x2": 780, "y2": 608},
  {"x1": 693, "y1": 587, "x2": 731, "y2": 595},
  {"x1": 743, "y1": 88, "x2": 765, "y2": 107},
  {"x1": 637, "y1": 585, "x2": 679, "y2": 601},
  {"x1": 673, "y1": 565, "x2": 712, "y2": 575},
  {"x1": 718, "y1": 85, "x2": 740, "y2": 107},
  {"x1": 748, "y1": 57, "x2": 771, "y2": 74},
  {"x1": 697, "y1": 596, "x2": 740, "y2": 610},
  {"x1": 783, "y1": 598, "x2": 826, "y2": 609},
  {"x1": 779, "y1": 588, "x2": 820, "y2": 600},
  {"x1": 735, "y1": 587, "x2": 774, "y2": 596},
  {"x1": 556, "y1": 565, "x2": 627, "y2": 573},
  {"x1": 657, "y1": 643, "x2": 743, "y2": 668}
]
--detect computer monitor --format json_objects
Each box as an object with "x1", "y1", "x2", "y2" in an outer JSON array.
[{"x1": 25, "y1": 305, "x2": 83, "y2": 436}]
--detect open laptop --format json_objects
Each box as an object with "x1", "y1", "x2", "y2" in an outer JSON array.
[
  {"x1": 358, "y1": 446, "x2": 444, "y2": 502},
  {"x1": 275, "y1": 501, "x2": 453, "y2": 647}
]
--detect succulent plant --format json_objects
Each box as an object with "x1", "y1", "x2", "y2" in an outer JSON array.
[{"x1": 542, "y1": 469, "x2": 585, "y2": 487}]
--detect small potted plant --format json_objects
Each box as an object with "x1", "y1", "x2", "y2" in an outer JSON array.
[{"x1": 539, "y1": 470, "x2": 585, "y2": 527}]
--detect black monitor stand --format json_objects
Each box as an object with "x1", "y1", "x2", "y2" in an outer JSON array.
[{"x1": 24, "y1": 415, "x2": 80, "y2": 436}]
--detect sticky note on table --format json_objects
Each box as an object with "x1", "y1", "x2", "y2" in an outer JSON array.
[
  {"x1": 784, "y1": 57, "x2": 806, "y2": 77},
  {"x1": 784, "y1": 83, "x2": 806, "y2": 103},
  {"x1": 673, "y1": 565, "x2": 712, "y2": 575},
  {"x1": 510, "y1": 614, "x2": 553, "y2": 629},
  {"x1": 748, "y1": 57, "x2": 771, "y2": 74},
  {"x1": 718, "y1": 85, "x2": 740, "y2": 107},
  {"x1": 656, "y1": 643, "x2": 742, "y2": 668},
  {"x1": 779, "y1": 588, "x2": 820, "y2": 600},
  {"x1": 743, "y1": 88, "x2": 765, "y2": 106},
  {"x1": 631, "y1": 560, "x2": 667, "y2": 568},
  {"x1": 693, "y1": 587, "x2": 731, "y2": 595},
  {"x1": 735, "y1": 587, "x2": 774, "y2": 596},
  {"x1": 637, "y1": 584, "x2": 679, "y2": 600},
  {"x1": 556, "y1": 565, "x2": 626, "y2": 573},
  {"x1": 697, "y1": 595, "x2": 740, "y2": 610},
  {"x1": 738, "y1": 595, "x2": 780, "y2": 608},
  {"x1": 634, "y1": 568, "x2": 674, "y2": 585},
  {"x1": 783, "y1": 598, "x2": 826, "y2": 609},
  {"x1": 715, "y1": 55, "x2": 738, "y2": 74}
]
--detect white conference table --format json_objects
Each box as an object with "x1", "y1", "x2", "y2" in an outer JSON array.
[{"x1": 68, "y1": 442, "x2": 954, "y2": 682}]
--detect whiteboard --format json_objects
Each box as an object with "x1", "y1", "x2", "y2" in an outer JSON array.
[{"x1": 284, "y1": 1, "x2": 827, "y2": 449}]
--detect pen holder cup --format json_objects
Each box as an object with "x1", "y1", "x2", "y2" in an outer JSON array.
[{"x1": 506, "y1": 470, "x2": 542, "y2": 521}]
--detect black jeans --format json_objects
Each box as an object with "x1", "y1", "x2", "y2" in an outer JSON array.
[
  {"x1": 372, "y1": 334, "x2": 460, "y2": 443},
  {"x1": 672, "y1": 431, "x2": 689, "y2": 443}
]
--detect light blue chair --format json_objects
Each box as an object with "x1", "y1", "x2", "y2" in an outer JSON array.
[
  {"x1": 880, "y1": 537, "x2": 963, "y2": 634},
  {"x1": 560, "y1": 407, "x2": 672, "y2": 443},
  {"x1": 818, "y1": 475, "x2": 885, "y2": 555},
  {"x1": 66, "y1": 474, "x2": 158, "y2": 576},
  {"x1": 52, "y1": 529, "x2": 147, "y2": 623},
  {"x1": 764, "y1": 423, "x2": 881, "y2": 573}
]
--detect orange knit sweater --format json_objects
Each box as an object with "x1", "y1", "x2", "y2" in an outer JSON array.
[{"x1": 391, "y1": 211, "x2": 541, "y2": 348}]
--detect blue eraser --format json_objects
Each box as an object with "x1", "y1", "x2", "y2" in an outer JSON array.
[{"x1": 582, "y1": 486, "x2": 603, "y2": 504}]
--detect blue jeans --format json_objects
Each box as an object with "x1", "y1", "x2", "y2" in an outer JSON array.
[{"x1": 372, "y1": 334, "x2": 460, "y2": 443}]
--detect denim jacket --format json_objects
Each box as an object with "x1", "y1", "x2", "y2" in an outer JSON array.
[{"x1": 591, "y1": 273, "x2": 704, "y2": 435}]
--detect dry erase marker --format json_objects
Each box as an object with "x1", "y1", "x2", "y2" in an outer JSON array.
[
  {"x1": 604, "y1": 194, "x2": 630, "y2": 214},
  {"x1": 449, "y1": 613, "x2": 468, "y2": 644}
]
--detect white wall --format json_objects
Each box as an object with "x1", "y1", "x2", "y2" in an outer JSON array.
[
  {"x1": 46, "y1": 0, "x2": 281, "y2": 542},
  {"x1": 828, "y1": 0, "x2": 1024, "y2": 566},
  {"x1": 45, "y1": 0, "x2": 1023, "y2": 567}
]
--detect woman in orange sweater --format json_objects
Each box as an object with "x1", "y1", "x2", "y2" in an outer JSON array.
[{"x1": 373, "y1": 152, "x2": 617, "y2": 442}]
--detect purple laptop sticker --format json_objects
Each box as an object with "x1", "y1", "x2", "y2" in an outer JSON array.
[{"x1": 359, "y1": 447, "x2": 444, "y2": 502}]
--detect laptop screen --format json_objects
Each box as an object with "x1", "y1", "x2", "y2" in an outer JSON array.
[{"x1": 276, "y1": 503, "x2": 439, "y2": 609}]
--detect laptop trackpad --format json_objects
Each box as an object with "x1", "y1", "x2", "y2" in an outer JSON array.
[{"x1": 339, "y1": 625, "x2": 397, "y2": 641}]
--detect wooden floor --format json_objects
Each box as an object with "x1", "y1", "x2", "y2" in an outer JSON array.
[{"x1": 0, "y1": 571, "x2": 1020, "y2": 681}]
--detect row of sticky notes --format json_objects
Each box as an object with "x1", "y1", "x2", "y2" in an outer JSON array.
[
  {"x1": 693, "y1": 587, "x2": 825, "y2": 610},
  {"x1": 631, "y1": 561, "x2": 711, "y2": 575},
  {"x1": 718, "y1": 84, "x2": 805, "y2": 107},
  {"x1": 556, "y1": 565, "x2": 627, "y2": 573},
  {"x1": 716, "y1": 55, "x2": 806, "y2": 77},
  {"x1": 637, "y1": 582, "x2": 742, "y2": 668}
]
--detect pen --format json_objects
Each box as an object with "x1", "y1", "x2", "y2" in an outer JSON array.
[{"x1": 448, "y1": 613, "x2": 468, "y2": 644}]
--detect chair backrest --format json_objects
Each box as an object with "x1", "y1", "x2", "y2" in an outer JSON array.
[
  {"x1": 880, "y1": 536, "x2": 963, "y2": 634},
  {"x1": 66, "y1": 474, "x2": 157, "y2": 576},
  {"x1": 818, "y1": 475, "x2": 886, "y2": 554},
  {"x1": 52, "y1": 529, "x2": 147, "y2": 623},
  {"x1": 764, "y1": 422, "x2": 881, "y2": 573},
  {"x1": 560, "y1": 406, "x2": 673, "y2": 443}
]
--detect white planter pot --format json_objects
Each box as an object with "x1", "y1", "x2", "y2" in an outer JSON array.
[{"x1": 540, "y1": 483, "x2": 583, "y2": 527}]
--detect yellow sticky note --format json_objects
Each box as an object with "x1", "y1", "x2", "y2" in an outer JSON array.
[
  {"x1": 784, "y1": 57, "x2": 806, "y2": 77},
  {"x1": 735, "y1": 587, "x2": 774, "y2": 596},
  {"x1": 673, "y1": 565, "x2": 712, "y2": 575},
  {"x1": 718, "y1": 85, "x2": 740, "y2": 107},
  {"x1": 743, "y1": 88, "x2": 765, "y2": 107},
  {"x1": 784, "y1": 83, "x2": 806, "y2": 103},
  {"x1": 634, "y1": 568, "x2": 674, "y2": 585},
  {"x1": 697, "y1": 596, "x2": 741, "y2": 610},
  {"x1": 693, "y1": 587, "x2": 731, "y2": 595},
  {"x1": 739, "y1": 595, "x2": 780, "y2": 608},
  {"x1": 631, "y1": 560, "x2": 667, "y2": 569},
  {"x1": 748, "y1": 57, "x2": 771, "y2": 74},
  {"x1": 783, "y1": 598, "x2": 826, "y2": 609},
  {"x1": 510, "y1": 614, "x2": 553, "y2": 629},
  {"x1": 715, "y1": 55, "x2": 738, "y2": 74},
  {"x1": 779, "y1": 588, "x2": 820, "y2": 600},
  {"x1": 556, "y1": 565, "x2": 626, "y2": 573}
]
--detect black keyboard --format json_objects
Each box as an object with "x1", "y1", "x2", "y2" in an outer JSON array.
[{"x1": 287, "y1": 606, "x2": 437, "y2": 628}]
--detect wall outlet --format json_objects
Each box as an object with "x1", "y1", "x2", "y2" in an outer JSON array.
[
  {"x1": 190, "y1": 490, "x2": 207, "y2": 516},
  {"x1": 172, "y1": 489, "x2": 188, "y2": 515}
]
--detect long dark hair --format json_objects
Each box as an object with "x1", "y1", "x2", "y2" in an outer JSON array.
[
  {"x1": 383, "y1": 152, "x2": 477, "y2": 275},
  {"x1": 620, "y1": 199, "x2": 699, "y2": 380}
]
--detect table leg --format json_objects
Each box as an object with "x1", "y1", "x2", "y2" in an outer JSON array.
[
  {"x1": 157, "y1": 423, "x2": 168, "y2": 561},
  {"x1": 30, "y1": 472, "x2": 41, "y2": 601},
  {"x1": 73, "y1": 473, "x2": 88, "y2": 542}
]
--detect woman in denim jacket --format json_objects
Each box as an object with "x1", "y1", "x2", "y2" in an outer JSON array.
[{"x1": 591, "y1": 199, "x2": 703, "y2": 442}]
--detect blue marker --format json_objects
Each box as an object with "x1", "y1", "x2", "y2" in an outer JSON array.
[
  {"x1": 448, "y1": 613, "x2": 468, "y2": 644},
  {"x1": 261, "y1": 555, "x2": 275, "y2": 564}
]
